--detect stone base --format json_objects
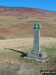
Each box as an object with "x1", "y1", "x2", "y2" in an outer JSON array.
[
  {"x1": 27, "y1": 50, "x2": 48, "y2": 61},
  {"x1": 24, "y1": 56, "x2": 49, "y2": 62}
]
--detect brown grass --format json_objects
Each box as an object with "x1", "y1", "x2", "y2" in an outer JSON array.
[{"x1": 0, "y1": 37, "x2": 56, "y2": 50}]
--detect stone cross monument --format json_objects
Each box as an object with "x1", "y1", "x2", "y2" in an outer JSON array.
[
  {"x1": 27, "y1": 22, "x2": 47, "y2": 61},
  {"x1": 33, "y1": 22, "x2": 41, "y2": 53}
]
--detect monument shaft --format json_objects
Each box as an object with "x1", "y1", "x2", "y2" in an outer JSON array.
[{"x1": 33, "y1": 28, "x2": 40, "y2": 53}]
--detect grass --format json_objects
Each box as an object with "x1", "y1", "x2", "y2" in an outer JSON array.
[
  {"x1": 0, "y1": 46, "x2": 32, "y2": 63},
  {"x1": 41, "y1": 46, "x2": 56, "y2": 60},
  {"x1": 0, "y1": 16, "x2": 56, "y2": 39},
  {"x1": 0, "y1": 12, "x2": 56, "y2": 74},
  {"x1": 0, "y1": 45, "x2": 56, "y2": 75},
  {"x1": 0, "y1": 45, "x2": 56, "y2": 64},
  {"x1": 45, "y1": 46, "x2": 56, "y2": 61}
]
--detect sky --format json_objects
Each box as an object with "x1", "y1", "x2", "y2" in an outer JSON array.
[{"x1": 0, "y1": 0, "x2": 56, "y2": 12}]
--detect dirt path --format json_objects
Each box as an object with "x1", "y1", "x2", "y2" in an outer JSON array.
[
  {"x1": 0, "y1": 37, "x2": 56, "y2": 50},
  {"x1": 0, "y1": 62, "x2": 56, "y2": 75}
]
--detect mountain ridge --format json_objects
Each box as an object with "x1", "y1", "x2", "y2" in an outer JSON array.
[
  {"x1": 0, "y1": 6, "x2": 56, "y2": 12},
  {"x1": 0, "y1": 6, "x2": 56, "y2": 17},
  {"x1": 0, "y1": 6, "x2": 56, "y2": 39}
]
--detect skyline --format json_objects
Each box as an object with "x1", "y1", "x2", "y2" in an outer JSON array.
[{"x1": 0, "y1": 0, "x2": 56, "y2": 12}]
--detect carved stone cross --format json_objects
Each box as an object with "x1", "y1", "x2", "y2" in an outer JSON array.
[
  {"x1": 33, "y1": 22, "x2": 41, "y2": 53},
  {"x1": 27, "y1": 22, "x2": 47, "y2": 61}
]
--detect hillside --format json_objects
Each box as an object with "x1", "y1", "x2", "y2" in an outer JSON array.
[
  {"x1": 0, "y1": 6, "x2": 56, "y2": 39},
  {"x1": 0, "y1": 6, "x2": 56, "y2": 75},
  {"x1": 0, "y1": 6, "x2": 56, "y2": 16}
]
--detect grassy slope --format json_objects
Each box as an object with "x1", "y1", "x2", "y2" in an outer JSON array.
[
  {"x1": 0, "y1": 7, "x2": 56, "y2": 75},
  {"x1": 0, "y1": 45, "x2": 56, "y2": 75},
  {"x1": 0, "y1": 37, "x2": 56, "y2": 75},
  {"x1": 0, "y1": 45, "x2": 56, "y2": 63},
  {"x1": 0, "y1": 7, "x2": 56, "y2": 39},
  {"x1": 0, "y1": 16, "x2": 56, "y2": 39}
]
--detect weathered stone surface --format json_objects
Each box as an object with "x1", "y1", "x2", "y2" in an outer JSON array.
[{"x1": 27, "y1": 22, "x2": 48, "y2": 61}]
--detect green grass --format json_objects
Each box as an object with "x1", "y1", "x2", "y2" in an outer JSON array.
[
  {"x1": 0, "y1": 45, "x2": 56, "y2": 64},
  {"x1": 45, "y1": 46, "x2": 56, "y2": 61},
  {"x1": 0, "y1": 45, "x2": 56, "y2": 74},
  {"x1": 0, "y1": 46, "x2": 33, "y2": 63},
  {"x1": 41, "y1": 46, "x2": 56, "y2": 60},
  {"x1": 41, "y1": 46, "x2": 56, "y2": 65}
]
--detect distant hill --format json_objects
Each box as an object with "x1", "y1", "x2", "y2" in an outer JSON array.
[
  {"x1": 0, "y1": 6, "x2": 56, "y2": 17},
  {"x1": 0, "y1": 6, "x2": 56, "y2": 39}
]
